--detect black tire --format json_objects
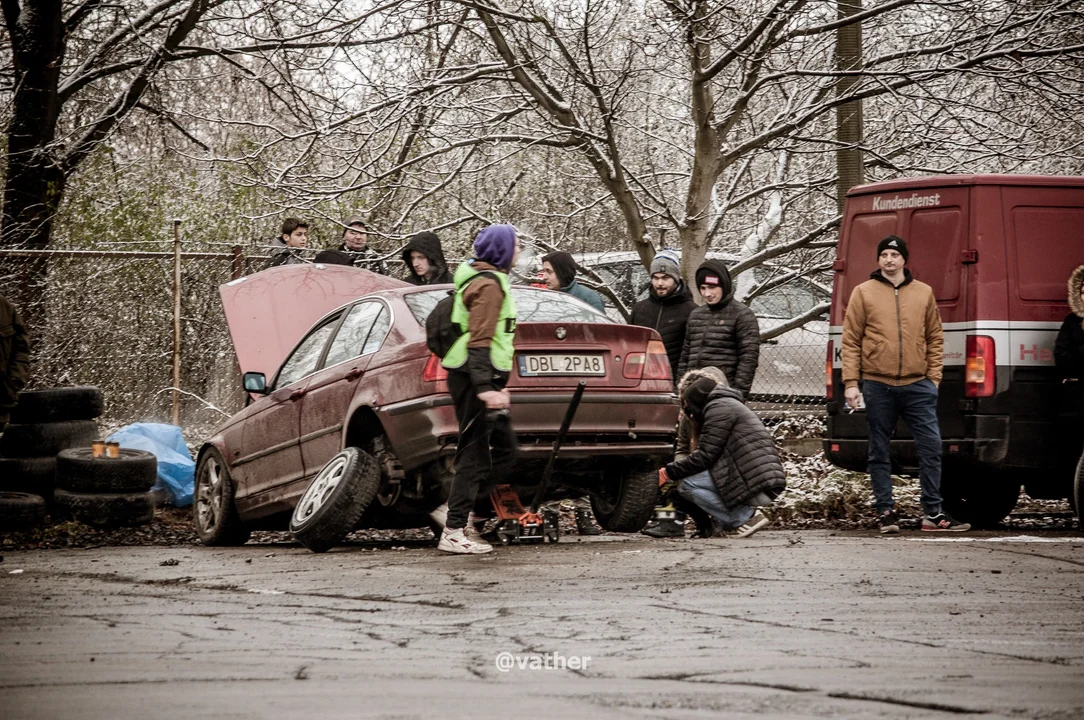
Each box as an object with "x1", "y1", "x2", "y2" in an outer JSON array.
[
  {"x1": 56, "y1": 448, "x2": 157, "y2": 493},
  {"x1": 53, "y1": 488, "x2": 154, "y2": 527},
  {"x1": 290, "y1": 447, "x2": 381, "y2": 553},
  {"x1": 11, "y1": 387, "x2": 104, "y2": 424},
  {"x1": 590, "y1": 466, "x2": 658, "y2": 532},
  {"x1": 942, "y1": 471, "x2": 1021, "y2": 529},
  {"x1": 193, "y1": 447, "x2": 250, "y2": 546},
  {"x1": 0, "y1": 456, "x2": 56, "y2": 496},
  {"x1": 1074, "y1": 452, "x2": 1083, "y2": 531},
  {"x1": 0, "y1": 420, "x2": 98, "y2": 458},
  {"x1": 0, "y1": 492, "x2": 48, "y2": 530}
]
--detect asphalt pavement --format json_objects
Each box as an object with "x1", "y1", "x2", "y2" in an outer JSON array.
[{"x1": 2, "y1": 529, "x2": 1082, "y2": 719}]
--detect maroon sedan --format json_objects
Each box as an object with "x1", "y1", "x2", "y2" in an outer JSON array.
[{"x1": 194, "y1": 264, "x2": 677, "y2": 545}]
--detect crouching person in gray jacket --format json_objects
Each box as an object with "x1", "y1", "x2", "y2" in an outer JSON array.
[{"x1": 658, "y1": 373, "x2": 786, "y2": 537}]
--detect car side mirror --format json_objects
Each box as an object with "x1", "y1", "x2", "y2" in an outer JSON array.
[{"x1": 243, "y1": 372, "x2": 268, "y2": 394}]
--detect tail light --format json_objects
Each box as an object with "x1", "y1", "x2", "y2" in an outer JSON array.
[
  {"x1": 624, "y1": 340, "x2": 670, "y2": 380},
  {"x1": 825, "y1": 340, "x2": 834, "y2": 401},
  {"x1": 423, "y1": 353, "x2": 448, "y2": 382},
  {"x1": 965, "y1": 335, "x2": 995, "y2": 397}
]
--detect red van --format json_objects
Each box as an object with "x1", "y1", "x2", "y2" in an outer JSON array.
[{"x1": 824, "y1": 175, "x2": 1084, "y2": 526}]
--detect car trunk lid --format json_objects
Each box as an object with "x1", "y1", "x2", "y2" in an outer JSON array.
[{"x1": 220, "y1": 264, "x2": 408, "y2": 378}]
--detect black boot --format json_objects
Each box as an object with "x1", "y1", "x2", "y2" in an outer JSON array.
[{"x1": 575, "y1": 508, "x2": 602, "y2": 535}]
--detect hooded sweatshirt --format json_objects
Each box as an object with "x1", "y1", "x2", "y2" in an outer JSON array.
[
  {"x1": 1055, "y1": 264, "x2": 1084, "y2": 379},
  {"x1": 629, "y1": 279, "x2": 696, "y2": 382},
  {"x1": 676, "y1": 259, "x2": 761, "y2": 397},
  {"x1": 401, "y1": 232, "x2": 452, "y2": 285}
]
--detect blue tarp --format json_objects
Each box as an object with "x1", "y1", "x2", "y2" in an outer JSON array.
[{"x1": 106, "y1": 423, "x2": 195, "y2": 506}]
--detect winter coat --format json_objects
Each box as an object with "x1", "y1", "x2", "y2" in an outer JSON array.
[
  {"x1": 333, "y1": 243, "x2": 387, "y2": 274},
  {"x1": 0, "y1": 295, "x2": 30, "y2": 413},
  {"x1": 665, "y1": 384, "x2": 786, "y2": 508},
  {"x1": 841, "y1": 269, "x2": 943, "y2": 388},
  {"x1": 265, "y1": 237, "x2": 306, "y2": 268},
  {"x1": 1055, "y1": 264, "x2": 1084, "y2": 380},
  {"x1": 676, "y1": 259, "x2": 760, "y2": 398},
  {"x1": 560, "y1": 279, "x2": 605, "y2": 313},
  {"x1": 401, "y1": 232, "x2": 453, "y2": 285},
  {"x1": 629, "y1": 281, "x2": 696, "y2": 382}
]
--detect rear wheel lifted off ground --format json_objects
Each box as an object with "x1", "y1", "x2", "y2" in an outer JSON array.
[
  {"x1": 290, "y1": 447, "x2": 381, "y2": 553},
  {"x1": 590, "y1": 467, "x2": 657, "y2": 532},
  {"x1": 193, "y1": 448, "x2": 250, "y2": 546},
  {"x1": 942, "y1": 471, "x2": 1021, "y2": 529}
]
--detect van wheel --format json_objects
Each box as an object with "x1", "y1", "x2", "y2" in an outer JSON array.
[
  {"x1": 942, "y1": 471, "x2": 1020, "y2": 529},
  {"x1": 590, "y1": 466, "x2": 657, "y2": 532}
]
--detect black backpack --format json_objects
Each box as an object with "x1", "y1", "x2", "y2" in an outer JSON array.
[{"x1": 425, "y1": 271, "x2": 502, "y2": 358}]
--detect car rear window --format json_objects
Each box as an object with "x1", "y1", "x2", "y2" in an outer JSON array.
[{"x1": 404, "y1": 287, "x2": 612, "y2": 325}]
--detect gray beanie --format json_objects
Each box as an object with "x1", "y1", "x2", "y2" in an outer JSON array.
[{"x1": 649, "y1": 249, "x2": 682, "y2": 283}]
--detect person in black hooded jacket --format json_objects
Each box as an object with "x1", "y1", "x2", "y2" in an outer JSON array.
[
  {"x1": 677, "y1": 258, "x2": 760, "y2": 399},
  {"x1": 401, "y1": 231, "x2": 453, "y2": 285},
  {"x1": 657, "y1": 372, "x2": 785, "y2": 537},
  {"x1": 629, "y1": 249, "x2": 696, "y2": 384},
  {"x1": 1055, "y1": 264, "x2": 1084, "y2": 381}
]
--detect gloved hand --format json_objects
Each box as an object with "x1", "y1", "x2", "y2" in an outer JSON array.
[{"x1": 657, "y1": 467, "x2": 677, "y2": 499}]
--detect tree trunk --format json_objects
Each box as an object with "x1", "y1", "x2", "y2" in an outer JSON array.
[
  {"x1": 835, "y1": 0, "x2": 864, "y2": 211},
  {"x1": 2, "y1": 0, "x2": 67, "y2": 250}
]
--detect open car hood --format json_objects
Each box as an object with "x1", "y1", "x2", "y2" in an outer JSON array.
[{"x1": 220, "y1": 264, "x2": 408, "y2": 378}]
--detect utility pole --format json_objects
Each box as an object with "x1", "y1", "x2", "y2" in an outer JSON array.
[{"x1": 836, "y1": 0, "x2": 865, "y2": 211}]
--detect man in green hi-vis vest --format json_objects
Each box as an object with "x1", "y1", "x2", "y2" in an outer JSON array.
[{"x1": 437, "y1": 224, "x2": 520, "y2": 555}]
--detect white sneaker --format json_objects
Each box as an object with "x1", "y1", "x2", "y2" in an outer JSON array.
[
  {"x1": 438, "y1": 527, "x2": 493, "y2": 554},
  {"x1": 733, "y1": 511, "x2": 770, "y2": 538},
  {"x1": 428, "y1": 503, "x2": 448, "y2": 529}
]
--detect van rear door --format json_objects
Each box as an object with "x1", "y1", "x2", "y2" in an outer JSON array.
[{"x1": 1001, "y1": 186, "x2": 1084, "y2": 472}]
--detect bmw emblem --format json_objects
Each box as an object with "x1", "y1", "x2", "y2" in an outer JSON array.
[{"x1": 554, "y1": 327, "x2": 567, "y2": 340}]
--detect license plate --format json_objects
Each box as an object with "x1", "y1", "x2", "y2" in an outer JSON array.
[{"x1": 517, "y1": 354, "x2": 605, "y2": 376}]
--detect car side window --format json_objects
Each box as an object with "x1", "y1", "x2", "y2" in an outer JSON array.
[
  {"x1": 362, "y1": 305, "x2": 391, "y2": 355},
  {"x1": 324, "y1": 302, "x2": 383, "y2": 368},
  {"x1": 275, "y1": 317, "x2": 340, "y2": 389}
]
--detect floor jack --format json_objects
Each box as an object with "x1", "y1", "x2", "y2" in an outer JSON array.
[{"x1": 489, "y1": 381, "x2": 587, "y2": 546}]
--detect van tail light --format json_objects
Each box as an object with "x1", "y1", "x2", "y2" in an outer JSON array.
[
  {"x1": 624, "y1": 340, "x2": 671, "y2": 380},
  {"x1": 825, "y1": 340, "x2": 834, "y2": 401},
  {"x1": 965, "y1": 335, "x2": 995, "y2": 397},
  {"x1": 423, "y1": 353, "x2": 448, "y2": 382}
]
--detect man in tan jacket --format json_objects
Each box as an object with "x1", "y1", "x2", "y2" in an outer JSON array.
[{"x1": 842, "y1": 235, "x2": 969, "y2": 533}]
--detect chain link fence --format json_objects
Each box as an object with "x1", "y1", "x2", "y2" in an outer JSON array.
[{"x1": 0, "y1": 245, "x2": 826, "y2": 440}]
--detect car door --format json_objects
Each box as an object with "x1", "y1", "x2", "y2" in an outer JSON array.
[
  {"x1": 232, "y1": 313, "x2": 342, "y2": 506},
  {"x1": 298, "y1": 300, "x2": 392, "y2": 475}
]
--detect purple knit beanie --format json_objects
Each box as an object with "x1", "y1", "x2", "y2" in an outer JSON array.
[{"x1": 472, "y1": 224, "x2": 517, "y2": 269}]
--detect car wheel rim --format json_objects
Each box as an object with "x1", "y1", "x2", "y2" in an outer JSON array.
[
  {"x1": 196, "y1": 457, "x2": 224, "y2": 533},
  {"x1": 294, "y1": 454, "x2": 349, "y2": 524}
]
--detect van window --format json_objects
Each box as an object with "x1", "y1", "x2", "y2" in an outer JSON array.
[
  {"x1": 908, "y1": 208, "x2": 963, "y2": 301},
  {"x1": 1012, "y1": 207, "x2": 1084, "y2": 301}
]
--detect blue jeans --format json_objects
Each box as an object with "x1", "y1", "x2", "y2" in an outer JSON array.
[
  {"x1": 862, "y1": 378, "x2": 943, "y2": 515},
  {"x1": 677, "y1": 471, "x2": 755, "y2": 529}
]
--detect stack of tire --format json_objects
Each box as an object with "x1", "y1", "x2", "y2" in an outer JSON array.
[
  {"x1": 53, "y1": 448, "x2": 157, "y2": 527},
  {"x1": 0, "y1": 387, "x2": 104, "y2": 530}
]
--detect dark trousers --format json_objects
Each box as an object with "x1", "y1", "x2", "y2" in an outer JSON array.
[
  {"x1": 862, "y1": 378, "x2": 943, "y2": 514},
  {"x1": 446, "y1": 370, "x2": 518, "y2": 529}
]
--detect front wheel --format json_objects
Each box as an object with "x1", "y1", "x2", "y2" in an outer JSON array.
[
  {"x1": 290, "y1": 447, "x2": 380, "y2": 553},
  {"x1": 590, "y1": 467, "x2": 657, "y2": 532},
  {"x1": 193, "y1": 448, "x2": 250, "y2": 546}
]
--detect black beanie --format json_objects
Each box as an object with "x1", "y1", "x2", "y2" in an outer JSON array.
[
  {"x1": 876, "y1": 235, "x2": 908, "y2": 263},
  {"x1": 681, "y1": 376, "x2": 717, "y2": 420},
  {"x1": 542, "y1": 251, "x2": 577, "y2": 289}
]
